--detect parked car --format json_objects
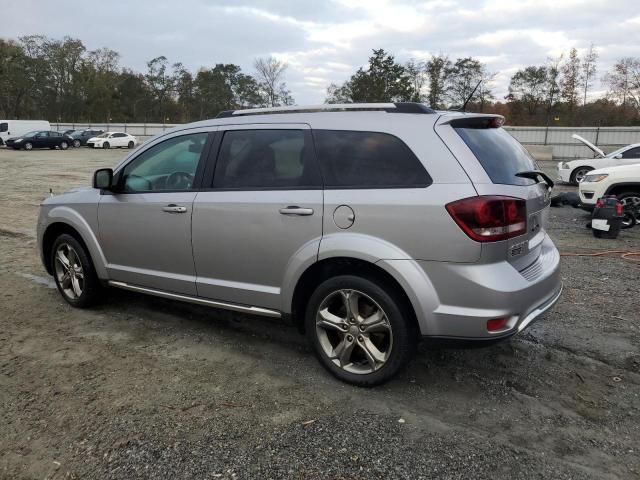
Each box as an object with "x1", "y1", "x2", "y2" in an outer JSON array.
[
  {"x1": 6, "y1": 130, "x2": 73, "y2": 150},
  {"x1": 62, "y1": 129, "x2": 77, "y2": 136},
  {"x1": 0, "y1": 120, "x2": 50, "y2": 146},
  {"x1": 579, "y1": 163, "x2": 640, "y2": 226},
  {"x1": 558, "y1": 134, "x2": 640, "y2": 185},
  {"x1": 70, "y1": 129, "x2": 105, "y2": 147},
  {"x1": 37, "y1": 103, "x2": 562, "y2": 386},
  {"x1": 86, "y1": 132, "x2": 137, "y2": 149}
]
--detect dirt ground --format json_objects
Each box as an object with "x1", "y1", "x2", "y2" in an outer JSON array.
[{"x1": 1, "y1": 147, "x2": 639, "y2": 480}]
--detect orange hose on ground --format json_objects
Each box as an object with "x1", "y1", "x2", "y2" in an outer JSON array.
[{"x1": 560, "y1": 250, "x2": 640, "y2": 263}]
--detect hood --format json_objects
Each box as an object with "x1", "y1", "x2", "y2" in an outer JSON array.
[
  {"x1": 572, "y1": 134, "x2": 605, "y2": 158},
  {"x1": 590, "y1": 163, "x2": 640, "y2": 175}
]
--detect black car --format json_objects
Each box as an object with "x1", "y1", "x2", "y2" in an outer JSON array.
[
  {"x1": 70, "y1": 129, "x2": 104, "y2": 147},
  {"x1": 62, "y1": 129, "x2": 77, "y2": 136},
  {"x1": 5, "y1": 130, "x2": 73, "y2": 150}
]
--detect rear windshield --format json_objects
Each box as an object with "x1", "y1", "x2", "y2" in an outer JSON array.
[{"x1": 454, "y1": 126, "x2": 536, "y2": 186}]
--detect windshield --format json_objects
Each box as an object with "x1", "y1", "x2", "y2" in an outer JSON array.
[
  {"x1": 97, "y1": 133, "x2": 110, "y2": 138},
  {"x1": 605, "y1": 146, "x2": 628, "y2": 158},
  {"x1": 22, "y1": 131, "x2": 38, "y2": 138}
]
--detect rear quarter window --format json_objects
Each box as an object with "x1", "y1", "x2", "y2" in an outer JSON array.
[
  {"x1": 454, "y1": 124, "x2": 536, "y2": 186},
  {"x1": 313, "y1": 130, "x2": 431, "y2": 188}
]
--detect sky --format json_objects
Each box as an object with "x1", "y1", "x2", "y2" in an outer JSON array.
[{"x1": 4, "y1": 0, "x2": 638, "y2": 104}]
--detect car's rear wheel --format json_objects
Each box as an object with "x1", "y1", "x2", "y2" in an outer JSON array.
[
  {"x1": 305, "y1": 275, "x2": 417, "y2": 386},
  {"x1": 102, "y1": 142, "x2": 110, "y2": 149},
  {"x1": 51, "y1": 234, "x2": 101, "y2": 308},
  {"x1": 24, "y1": 142, "x2": 33, "y2": 150},
  {"x1": 570, "y1": 167, "x2": 592, "y2": 185},
  {"x1": 73, "y1": 139, "x2": 81, "y2": 148},
  {"x1": 60, "y1": 141, "x2": 68, "y2": 150},
  {"x1": 128, "y1": 141, "x2": 134, "y2": 149}
]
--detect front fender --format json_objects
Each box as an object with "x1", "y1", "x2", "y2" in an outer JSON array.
[{"x1": 41, "y1": 206, "x2": 108, "y2": 279}]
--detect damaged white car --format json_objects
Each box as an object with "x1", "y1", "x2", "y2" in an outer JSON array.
[{"x1": 557, "y1": 134, "x2": 640, "y2": 185}]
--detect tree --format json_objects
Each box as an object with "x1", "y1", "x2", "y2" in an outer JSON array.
[
  {"x1": 425, "y1": 54, "x2": 452, "y2": 109},
  {"x1": 561, "y1": 47, "x2": 581, "y2": 112},
  {"x1": 325, "y1": 49, "x2": 412, "y2": 103},
  {"x1": 581, "y1": 43, "x2": 598, "y2": 106},
  {"x1": 446, "y1": 57, "x2": 493, "y2": 109},
  {"x1": 405, "y1": 59, "x2": 426, "y2": 102},
  {"x1": 254, "y1": 56, "x2": 292, "y2": 107},
  {"x1": 145, "y1": 56, "x2": 176, "y2": 122},
  {"x1": 507, "y1": 66, "x2": 548, "y2": 115},
  {"x1": 545, "y1": 55, "x2": 563, "y2": 124},
  {"x1": 604, "y1": 57, "x2": 640, "y2": 110}
]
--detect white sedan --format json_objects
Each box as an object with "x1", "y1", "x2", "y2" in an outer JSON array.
[
  {"x1": 86, "y1": 132, "x2": 138, "y2": 149},
  {"x1": 557, "y1": 134, "x2": 640, "y2": 185}
]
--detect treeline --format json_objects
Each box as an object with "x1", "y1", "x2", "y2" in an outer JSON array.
[
  {"x1": 0, "y1": 36, "x2": 293, "y2": 123},
  {"x1": 328, "y1": 47, "x2": 640, "y2": 126},
  {"x1": 2, "y1": 35, "x2": 640, "y2": 126}
]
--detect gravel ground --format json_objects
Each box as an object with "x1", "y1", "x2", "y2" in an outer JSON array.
[{"x1": 0, "y1": 147, "x2": 639, "y2": 480}]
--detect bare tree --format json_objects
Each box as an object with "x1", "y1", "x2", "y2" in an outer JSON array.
[
  {"x1": 581, "y1": 43, "x2": 598, "y2": 105},
  {"x1": 254, "y1": 56, "x2": 290, "y2": 107},
  {"x1": 604, "y1": 57, "x2": 640, "y2": 110},
  {"x1": 560, "y1": 47, "x2": 580, "y2": 112},
  {"x1": 405, "y1": 59, "x2": 427, "y2": 102}
]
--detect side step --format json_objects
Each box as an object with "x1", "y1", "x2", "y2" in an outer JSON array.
[{"x1": 108, "y1": 280, "x2": 282, "y2": 318}]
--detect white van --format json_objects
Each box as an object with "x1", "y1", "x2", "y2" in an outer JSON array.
[{"x1": 0, "y1": 120, "x2": 51, "y2": 146}]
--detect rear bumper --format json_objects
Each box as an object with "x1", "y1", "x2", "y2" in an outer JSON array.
[{"x1": 388, "y1": 234, "x2": 562, "y2": 340}]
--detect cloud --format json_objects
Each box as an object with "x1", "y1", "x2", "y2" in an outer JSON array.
[{"x1": 2, "y1": 0, "x2": 637, "y2": 105}]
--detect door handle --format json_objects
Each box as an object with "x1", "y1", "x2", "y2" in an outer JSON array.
[
  {"x1": 279, "y1": 206, "x2": 314, "y2": 216},
  {"x1": 162, "y1": 204, "x2": 187, "y2": 213}
]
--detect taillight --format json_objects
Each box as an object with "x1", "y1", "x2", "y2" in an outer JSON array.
[{"x1": 446, "y1": 196, "x2": 527, "y2": 242}]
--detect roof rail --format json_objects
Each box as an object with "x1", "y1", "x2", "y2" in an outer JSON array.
[{"x1": 215, "y1": 102, "x2": 435, "y2": 118}]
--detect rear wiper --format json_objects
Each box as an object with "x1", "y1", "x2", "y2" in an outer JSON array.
[{"x1": 515, "y1": 170, "x2": 554, "y2": 189}]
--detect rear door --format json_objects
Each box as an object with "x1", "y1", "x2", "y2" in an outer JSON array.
[
  {"x1": 191, "y1": 124, "x2": 323, "y2": 310},
  {"x1": 436, "y1": 116, "x2": 551, "y2": 271}
]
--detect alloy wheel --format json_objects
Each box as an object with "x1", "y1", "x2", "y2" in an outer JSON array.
[
  {"x1": 621, "y1": 195, "x2": 640, "y2": 227},
  {"x1": 315, "y1": 289, "x2": 393, "y2": 374},
  {"x1": 54, "y1": 243, "x2": 84, "y2": 300},
  {"x1": 575, "y1": 168, "x2": 589, "y2": 183}
]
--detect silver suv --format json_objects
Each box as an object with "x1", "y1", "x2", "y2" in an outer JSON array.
[{"x1": 37, "y1": 103, "x2": 562, "y2": 386}]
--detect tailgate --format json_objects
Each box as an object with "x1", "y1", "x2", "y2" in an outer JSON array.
[{"x1": 436, "y1": 115, "x2": 552, "y2": 270}]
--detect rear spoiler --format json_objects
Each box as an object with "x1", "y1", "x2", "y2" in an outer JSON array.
[{"x1": 444, "y1": 116, "x2": 505, "y2": 128}]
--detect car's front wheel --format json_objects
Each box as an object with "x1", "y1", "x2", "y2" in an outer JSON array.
[
  {"x1": 305, "y1": 275, "x2": 417, "y2": 386},
  {"x1": 570, "y1": 167, "x2": 592, "y2": 185},
  {"x1": 618, "y1": 192, "x2": 640, "y2": 228},
  {"x1": 24, "y1": 142, "x2": 33, "y2": 151},
  {"x1": 51, "y1": 234, "x2": 102, "y2": 308},
  {"x1": 102, "y1": 142, "x2": 110, "y2": 149}
]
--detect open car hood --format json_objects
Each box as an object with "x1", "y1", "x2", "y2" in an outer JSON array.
[{"x1": 572, "y1": 133, "x2": 605, "y2": 158}]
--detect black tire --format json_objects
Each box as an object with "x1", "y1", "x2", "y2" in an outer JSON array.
[
  {"x1": 618, "y1": 192, "x2": 640, "y2": 227},
  {"x1": 51, "y1": 233, "x2": 102, "y2": 308},
  {"x1": 305, "y1": 275, "x2": 417, "y2": 387},
  {"x1": 102, "y1": 142, "x2": 110, "y2": 149},
  {"x1": 60, "y1": 141, "x2": 68, "y2": 150},
  {"x1": 128, "y1": 141, "x2": 134, "y2": 149},
  {"x1": 73, "y1": 139, "x2": 81, "y2": 148},
  {"x1": 24, "y1": 142, "x2": 33, "y2": 151},
  {"x1": 570, "y1": 166, "x2": 593, "y2": 185}
]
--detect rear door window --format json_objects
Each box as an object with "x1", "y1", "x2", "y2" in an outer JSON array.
[
  {"x1": 213, "y1": 129, "x2": 321, "y2": 189},
  {"x1": 454, "y1": 122, "x2": 536, "y2": 186},
  {"x1": 313, "y1": 130, "x2": 431, "y2": 188}
]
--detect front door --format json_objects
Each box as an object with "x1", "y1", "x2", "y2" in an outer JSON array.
[
  {"x1": 621, "y1": 146, "x2": 640, "y2": 166},
  {"x1": 192, "y1": 125, "x2": 323, "y2": 310},
  {"x1": 98, "y1": 130, "x2": 212, "y2": 295}
]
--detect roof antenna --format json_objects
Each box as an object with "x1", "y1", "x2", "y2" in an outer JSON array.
[{"x1": 460, "y1": 80, "x2": 482, "y2": 112}]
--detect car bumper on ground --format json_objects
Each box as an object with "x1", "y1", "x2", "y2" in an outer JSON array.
[
  {"x1": 557, "y1": 164, "x2": 572, "y2": 183},
  {"x1": 408, "y1": 234, "x2": 562, "y2": 340}
]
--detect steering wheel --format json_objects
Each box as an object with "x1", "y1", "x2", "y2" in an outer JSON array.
[{"x1": 166, "y1": 171, "x2": 194, "y2": 190}]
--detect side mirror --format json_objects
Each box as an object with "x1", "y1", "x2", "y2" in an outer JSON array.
[
  {"x1": 93, "y1": 168, "x2": 113, "y2": 190},
  {"x1": 614, "y1": 154, "x2": 622, "y2": 159}
]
